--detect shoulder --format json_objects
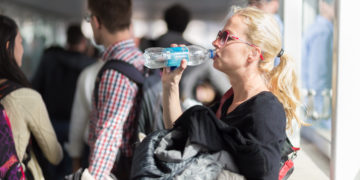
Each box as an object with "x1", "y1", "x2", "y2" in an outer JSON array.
[
  {"x1": 250, "y1": 91, "x2": 286, "y2": 125},
  {"x1": 2, "y1": 88, "x2": 45, "y2": 111},
  {"x1": 41, "y1": 46, "x2": 65, "y2": 59},
  {"x1": 304, "y1": 16, "x2": 333, "y2": 41},
  {"x1": 8, "y1": 88, "x2": 43, "y2": 100},
  {"x1": 252, "y1": 91, "x2": 283, "y2": 108},
  {"x1": 247, "y1": 92, "x2": 286, "y2": 141}
]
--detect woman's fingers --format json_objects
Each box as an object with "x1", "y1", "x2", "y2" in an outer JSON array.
[
  {"x1": 170, "y1": 44, "x2": 185, "y2": 47},
  {"x1": 177, "y1": 59, "x2": 187, "y2": 72},
  {"x1": 163, "y1": 67, "x2": 170, "y2": 74},
  {"x1": 161, "y1": 44, "x2": 188, "y2": 85},
  {"x1": 170, "y1": 44, "x2": 178, "y2": 47}
]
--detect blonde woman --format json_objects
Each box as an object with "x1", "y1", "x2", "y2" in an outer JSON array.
[{"x1": 162, "y1": 7, "x2": 302, "y2": 179}]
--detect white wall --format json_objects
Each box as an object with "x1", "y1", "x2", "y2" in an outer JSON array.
[
  {"x1": 283, "y1": 0, "x2": 303, "y2": 147},
  {"x1": 331, "y1": 1, "x2": 360, "y2": 180}
]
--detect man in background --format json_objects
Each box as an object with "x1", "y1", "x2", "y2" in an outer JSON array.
[
  {"x1": 32, "y1": 24, "x2": 95, "y2": 180},
  {"x1": 155, "y1": 4, "x2": 191, "y2": 47},
  {"x1": 85, "y1": 0, "x2": 145, "y2": 179},
  {"x1": 302, "y1": 0, "x2": 334, "y2": 129}
]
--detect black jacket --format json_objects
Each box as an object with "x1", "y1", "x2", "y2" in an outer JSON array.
[{"x1": 32, "y1": 47, "x2": 95, "y2": 122}]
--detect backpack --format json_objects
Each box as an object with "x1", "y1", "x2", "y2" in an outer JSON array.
[
  {"x1": 94, "y1": 60, "x2": 164, "y2": 179},
  {"x1": 95, "y1": 60, "x2": 164, "y2": 136},
  {"x1": 0, "y1": 80, "x2": 25, "y2": 180}
]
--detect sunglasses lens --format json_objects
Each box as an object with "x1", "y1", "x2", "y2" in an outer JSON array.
[{"x1": 220, "y1": 31, "x2": 229, "y2": 46}]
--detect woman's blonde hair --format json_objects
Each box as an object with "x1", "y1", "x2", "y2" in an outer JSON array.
[{"x1": 232, "y1": 7, "x2": 304, "y2": 130}]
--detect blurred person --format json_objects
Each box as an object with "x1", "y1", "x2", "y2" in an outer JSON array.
[
  {"x1": 64, "y1": 46, "x2": 103, "y2": 173},
  {"x1": 155, "y1": 3, "x2": 227, "y2": 107},
  {"x1": 138, "y1": 37, "x2": 157, "y2": 52},
  {"x1": 302, "y1": 0, "x2": 334, "y2": 129},
  {"x1": 32, "y1": 24, "x2": 96, "y2": 123},
  {"x1": 0, "y1": 14, "x2": 63, "y2": 180},
  {"x1": 155, "y1": 3, "x2": 191, "y2": 47},
  {"x1": 84, "y1": 0, "x2": 145, "y2": 179},
  {"x1": 154, "y1": 3, "x2": 194, "y2": 102},
  {"x1": 31, "y1": 24, "x2": 95, "y2": 180},
  {"x1": 248, "y1": 0, "x2": 283, "y2": 35},
  {"x1": 161, "y1": 7, "x2": 303, "y2": 179},
  {"x1": 180, "y1": 60, "x2": 230, "y2": 109},
  {"x1": 194, "y1": 79, "x2": 221, "y2": 106}
]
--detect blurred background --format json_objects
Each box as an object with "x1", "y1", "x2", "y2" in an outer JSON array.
[{"x1": 1, "y1": 0, "x2": 359, "y2": 179}]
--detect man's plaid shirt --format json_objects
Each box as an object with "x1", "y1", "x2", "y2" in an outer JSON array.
[{"x1": 88, "y1": 39, "x2": 144, "y2": 179}]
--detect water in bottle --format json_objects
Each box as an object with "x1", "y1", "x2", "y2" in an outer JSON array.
[{"x1": 144, "y1": 45, "x2": 215, "y2": 69}]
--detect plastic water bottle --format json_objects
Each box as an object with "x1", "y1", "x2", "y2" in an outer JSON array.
[{"x1": 144, "y1": 45, "x2": 215, "y2": 69}]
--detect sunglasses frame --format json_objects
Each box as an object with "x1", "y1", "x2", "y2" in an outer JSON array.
[{"x1": 217, "y1": 30, "x2": 264, "y2": 60}]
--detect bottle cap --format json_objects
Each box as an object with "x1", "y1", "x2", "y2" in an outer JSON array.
[{"x1": 209, "y1": 49, "x2": 215, "y2": 58}]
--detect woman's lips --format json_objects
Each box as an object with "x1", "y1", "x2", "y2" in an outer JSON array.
[{"x1": 213, "y1": 52, "x2": 219, "y2": 59}]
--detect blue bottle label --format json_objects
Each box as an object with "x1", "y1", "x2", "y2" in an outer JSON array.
[{"x1": 163, "y1": 47, "x2": 189, "y2": 67}]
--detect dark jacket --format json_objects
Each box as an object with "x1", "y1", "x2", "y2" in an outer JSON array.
[{"x1": 32, "y1": 47, "x2": 95, "y2": 122}]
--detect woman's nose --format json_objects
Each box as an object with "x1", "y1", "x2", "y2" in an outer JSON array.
[{"x1": 212, "y1": 38, "x2": 221, "y2": 49}]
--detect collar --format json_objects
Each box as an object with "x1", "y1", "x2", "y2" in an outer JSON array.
[{"x1": 102, "y1": 39, "x2": 136, "y2": 61}]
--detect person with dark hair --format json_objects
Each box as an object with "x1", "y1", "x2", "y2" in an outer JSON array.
[
  {"x1": 155, "y1": 3, "x2": 217, "y2": 107},
  {"x1": 156, "y1": 3, "x2": 191, "y2": 47},
  {"x1": 0, "y1": 14, "x2": 63, "y2": 179},
  {"x1": 84, "y1": 0, "x2": 145, "y2": 179},
  {"x1": 32, "y1": 24, "x2": 95, "y2": 124},
  {"x1": 31, "y1": 23, "x2": 95, "y2": 179},
  {"x1": 67, "y1": 25, "x2": 87, "y2": 49}
]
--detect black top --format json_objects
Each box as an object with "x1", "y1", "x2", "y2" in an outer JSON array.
[
  {"x1": 211, "y1": 91, "x2": 286, "y2": 180},
  {"x1": 130, "y1": 91, "x2": 286, "y2": 180},
  {"x1": 32, "y1": 47, "x2": 95, "y2": 122}
]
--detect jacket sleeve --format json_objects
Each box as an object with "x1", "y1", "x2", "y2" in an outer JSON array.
[{"x1": 26, "y1": 89, "x2": 63, "y2": 165}]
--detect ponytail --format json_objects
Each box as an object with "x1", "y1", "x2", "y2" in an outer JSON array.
[{"x1": 269, "y1": 53, "x2": 303, "y2": 130}]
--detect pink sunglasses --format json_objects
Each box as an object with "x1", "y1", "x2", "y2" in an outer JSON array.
[{"x1": 216, "y1": 30, "x2": 264, "y2": 60}]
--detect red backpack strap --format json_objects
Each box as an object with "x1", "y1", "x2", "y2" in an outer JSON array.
[{"x1": 216, "y1": 88, "x2": 234, "y2": 119}]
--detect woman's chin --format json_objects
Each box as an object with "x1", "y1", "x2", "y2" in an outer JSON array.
[{"x1": 212, "y1": 61, "x2": 220, "y2": 70}]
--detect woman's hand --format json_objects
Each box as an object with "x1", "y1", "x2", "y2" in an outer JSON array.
[{"x1": 161, "y1": 44, "x2": 188, "y2": 88}]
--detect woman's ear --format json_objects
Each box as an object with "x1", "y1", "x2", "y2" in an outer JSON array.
[
  {"x1": 247, "y1": 47, "x2": 261, "y2": 62},
  {"x1": 6, "y1": 41, "x2": 9, "y2": 50}
]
